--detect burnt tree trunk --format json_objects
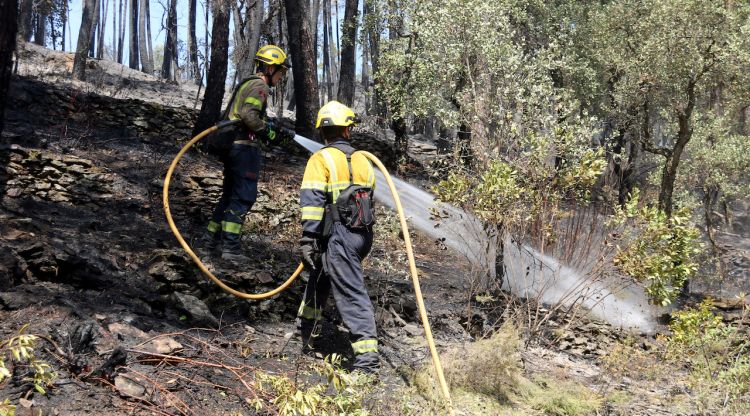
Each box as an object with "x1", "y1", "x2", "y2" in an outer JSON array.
[
  {"x1": 187, "y1": 0, "x2": 201, "y2": 84},
  {"x1": 18, "y1": 0, "x2": 32, "y2": 41},
  {"x1": 1, "y1": 0, "x2": 18, "y2": 136},
  {"x1": 285, "y1": 0, "x2": 319, "y2": 137},
  {"x1": 192, "y1": 0, "x2": 231, "y2": 135},
  {"x1": 322, "y1": 0, "x2": 332, "y2": 100},
  {"x1": 138, "y1": 0, "x2": 152, "y2": 73},
  {"x1": 161, "y1": 0, "x2": 178, "y2": 80},
  {"x1": 336, "y1": 0, "x2": 358, "y2": 106},
  {"x1": 128, "y1": 0, "x2": 138, "y2": 69},
  {"x1": 72, "y1": 0, "x2": 98, "y2": 81},
  {"x1": 34, "y1": 8, "x2": 46, "y2": 46},
  {"x1": 88, "y1": 0, "x2": 100, "y2": 57}
]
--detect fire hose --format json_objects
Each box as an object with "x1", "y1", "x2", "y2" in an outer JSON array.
[{"x1": 163, "y1": 121, "x2": 453, "y2": 412}]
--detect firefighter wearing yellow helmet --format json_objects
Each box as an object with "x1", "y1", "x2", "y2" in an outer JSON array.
[
  {"x1": 296, "y1": 101, "x2": 379, "y2": 374},
  {"x1": 200, "y1": 45, "x2": 292, "y2": 265}
]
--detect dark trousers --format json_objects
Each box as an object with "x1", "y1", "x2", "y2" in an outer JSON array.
[
  {"x1": 207, "y1": 144, "x2": 262, "y2": 253},
  {"x1": 298, "y1": 222, "x2": 378, "y2": 372}
]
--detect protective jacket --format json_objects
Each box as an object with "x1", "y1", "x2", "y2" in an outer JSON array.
[
  {"x1": 228, "y1": 76, "x2": 272, "y2": 142},
  {"x1": 300, "y1": 141, "x2": 376, "y2": 237}
]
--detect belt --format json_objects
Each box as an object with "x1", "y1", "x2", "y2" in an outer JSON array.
[{"x1": 233, "y1": 140, "x2": 258, "y2": 147}]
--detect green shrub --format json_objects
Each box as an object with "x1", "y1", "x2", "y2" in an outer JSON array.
[{"x1": 612, "y1": 189, "x2": 701, "y2": 305}]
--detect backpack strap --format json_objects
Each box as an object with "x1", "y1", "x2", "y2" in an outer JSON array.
[
  {"x1": 323, "y1": 142, "x2": 356, "y2": 185},
  {"x1": 222, "y1": 75, "x2": 261, "y2": 120}
]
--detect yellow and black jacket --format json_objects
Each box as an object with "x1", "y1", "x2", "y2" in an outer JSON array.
[
  {"x1": 300, "y1": 141, "x2": 376, "y2": 236},
  {"x1": 227, "y1": 75, "x2": 269, "y2": 137}
]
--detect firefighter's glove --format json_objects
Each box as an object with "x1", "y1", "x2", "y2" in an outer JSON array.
[
  {"x1": 264, "y1": 119, "x2": 278, "y2": 143},
  {"x1": 299, "y1": 236, "x2": 321, "y2": 271}
]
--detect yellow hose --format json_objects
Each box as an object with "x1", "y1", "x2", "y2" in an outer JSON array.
[
  {"x1": 359, "y1": 151, "x2": 454, "y2": 413},
  {"x1": 163, "y1": 124, "x2": 303, "y2": 299},
  {"x1": 163, "y1": 128, "x2": 452, "y2": 411}
]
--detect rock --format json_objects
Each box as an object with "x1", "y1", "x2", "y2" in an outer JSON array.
[
  {"x1": 108, "y1": 322, "x2": 148, "y2": 340},
  {"x1": 403, "y1": 323, "x2": 424, "y2": 337},
  {"x1": 48, "y1": 191, "x2": 70, "y2": 202},
  {"x1": 141, "y1": 337, "x2": 183, "y2": 355},
  {"x1": 6, "y1": 188, "x2": 23, "y2": 198},
  {"x1": 114, "y1": 374, "x2": 148, "y2": 399},
  {"x1": 257, "y1": 271, "x2": 274, "y2": 284},
  {"x1": 173, "y1": 292, "x2": 219, "y2": 327}
]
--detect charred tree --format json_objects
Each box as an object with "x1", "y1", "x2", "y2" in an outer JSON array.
[
  {"x1": 337, "y1": 0, "x2": 358, "y2": 106},
  {"x1": 138, "y1": 0, "x2": 153, "y2": 73},
  {"x1": 18, "y1": 0, "x2": 32, "y2": 41},
  {"x1": 128, "y1": 0, "x2": 138, "y2": 69},
  {"x1": 1, "y1": 0, "x2": 18, "y2": 136},
  {"x1": 187, "y1": 0, "x2": 201, "y2": 84},
  {"x1": 285, "y1": 0, "x2": 319, "y2": 137},
  {"x1": 117, "y1": 0, "x2": 125, "y2": 63},
  {"x1": 161, "y1": 0, "x2": 178, "y2": 80},
  {"x1": 97, "y1": 0, "x2": 110, "y2": 60},
  {"x1": 72, "y1": 0, "x2": 98, "y2": 80},
  {"x1": 192, "y1": 0, "x2": 231, "y2": 135}
]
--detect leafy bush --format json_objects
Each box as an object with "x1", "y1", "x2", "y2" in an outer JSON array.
[
  {"x1": 611, "y1": 189, "x2": 701, "y2": 305},
  {"x1": 253, "y1": 354, "x2": 375, "y2": 416},
  {"x1": 0, "y1": 325, "x2": 57, "y2": 397},
  {"x1": 667, "y1": 300, "x2": 750, "y2": 404}
]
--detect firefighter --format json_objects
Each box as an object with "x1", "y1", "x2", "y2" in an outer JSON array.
[
  {"x1": 296, "y1": 101, "x2": 379, "y2": 373},
  {"x1": 202, "y1": 45, "x2": 291, "y2": 264}
]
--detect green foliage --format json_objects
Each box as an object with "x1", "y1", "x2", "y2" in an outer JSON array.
[
  {"x1": 0, "y1": 399, "x2": 15, "y2": 416},
  {"x1": 0, "y1": 325, "x2": 57, "y2": 396},
  {"x1": 612, "y1": 189, "x2": 701, "y2": 305},
  {"x1": 667, "y1": 300, "x2": 750, "y2": 409},
  {"x1": 254, "y1": 354, "x2": 375, "y2": 416}
]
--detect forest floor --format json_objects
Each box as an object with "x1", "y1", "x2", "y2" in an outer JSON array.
[{"x1": 1, "y1": 42, "x2": 748, "y2": 416}]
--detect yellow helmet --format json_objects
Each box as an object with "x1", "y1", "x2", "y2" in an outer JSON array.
[
  {"x1": 255, "y1": 45, "x2": 291, "y2": 68},
  {"x1": 316, "y1": 101, "x2": 359, "y2": 128}
]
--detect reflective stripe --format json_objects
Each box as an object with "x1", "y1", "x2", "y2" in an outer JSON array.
[
  {"x1": 232, "y1": 80, "x2": 255, "y2": 117},
  {"x1": 351, "y1": 339, "x2": 378, "y2": 354},
  {"x1": 244, "y1": 96, "x2": 263, "y2": 109},
  {"x1": 301, "y1": 206, "x2": 325, "y2": 220},
  {"x1": 207, "y1": 220, "x2": 220, "y2": 233},
  {"x1": 320, "y1": 149, "x2": 338, "y2": 199},
  {"x1": 298, "y1": 303, "x2": 323, "y2": 320},
  {"x1": 222, "y1": 221, "x2": 242, "y2": 234},
  {"x1": 301, "y1": 181, "x2": 327, "y2": 191},
  {"x1": 233, "y1": 140, "x2": 258, "y2": 147}
]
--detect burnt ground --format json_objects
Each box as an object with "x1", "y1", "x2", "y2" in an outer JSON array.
[
  {"x1": 0, "y1": 72, "x2": 479, "y2": 415},
  {"x1": 2, "y1": 44, "x2": 749, "y2": 416}
]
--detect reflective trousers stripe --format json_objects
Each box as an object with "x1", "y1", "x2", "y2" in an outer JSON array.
[
  {"x1": 298, "y1": 303, "x2": 323, "y2": 321},
  {"x1": 222, "y1": 221, "x2": 242, "y2": 234},
  {"x1": 207, "y1": 220, "x2": 220, "y2": 233},
  {"x1": 351, "y1": 339, "x2": 378, "y2": 355}
]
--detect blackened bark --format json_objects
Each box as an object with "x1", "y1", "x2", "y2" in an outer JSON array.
[
  {"x1": 285, "y1": 0, "x2": 319, "y2": 137},
  {"x1": 138, "y1": 0, "x2": 152, "y2": 73},
  {"x1": 33, "y1": 9, "x2": 46, "y2": 46},
  {"x1": 1, "y1": 0, "x2": 19, "y2": 136},
  {"x1": 72, "y1": 0, "x2": 98, "y2": 81},
  {"x1": 187, "y1": 0, "x2": 201, "y2": 85},
  {"x1": 161, "y1": 0, "x2": 178, "y2": 80},
  {"x1": 322, "y1": 0, "x2": 332, "y2": 100},
  {"x1": 18, "y1": 0, "x2": 32, "y2": 41},
  {"x1": 192, "y1": 0, "x2": 231, "y2": 135},
  {"x1": 88, "y1": 0, "x2": 100, "y2": 57},
  {"x1": 336, "y1": 0, "x2": 358, "y2": 106},
  {"x1": 128, "y1": 0, "x2": 138, "y2": 69}
]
